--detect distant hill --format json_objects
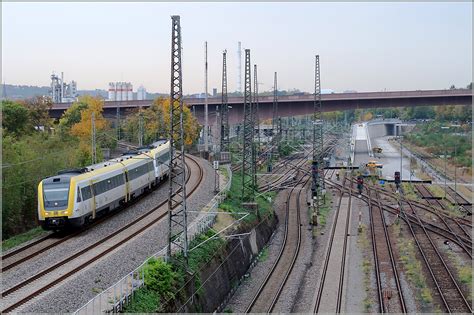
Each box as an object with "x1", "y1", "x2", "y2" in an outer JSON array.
[
  {"x1": 0, "y1": 84, "x2": 170, "y2": 101},
  {"x1": 1, "y1": 84, "x2": 50, "y2": 100},
  {"x1": 1, "y1": 84, "x2": 108, "y2": 101}
]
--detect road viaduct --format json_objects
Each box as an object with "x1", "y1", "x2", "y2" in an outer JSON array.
[{"x1": 50, "y1": 89, "x2": 472, "y2": 125}]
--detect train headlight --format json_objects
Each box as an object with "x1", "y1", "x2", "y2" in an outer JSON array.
[
  {"x1": 62, "y1": 211, "x2": 68, "y2": 215},
  {"x1": 45, "y1": 212, "x2": 49, "y2": 216}
]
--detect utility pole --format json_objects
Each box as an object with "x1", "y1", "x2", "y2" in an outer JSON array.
[
  {"x1": 220, "y1": 50, "x2": 230, "y2": 154},
  {"x1": 312, "y1": 55, "x2": 324, "y2": 226},
  {"x1": 253, "y1": 64, "x2": 260, "y2": 149},
  {"x1": 138, "y1": 107, "x2": 144, "y2": 147},
  {"x1": 167, "y1": 15, "x2": 188, "y2": 265},
  {"x1": 237, "y1": 42, "x2": 242, "y2": 94},
  {"x1": 241, "y1": 49, "x2": 255, "y2": 203},
  {"x1": 252, "y1": 64, "x2": 259, "y2": 189},
  {"x1": 399, "y1": 125, "x2": 403, "y2": 183},
  {"x1": 204, "y1": 41, "x2": 209, "y2": 156},
  {"x1": 2, "y1": 81, "x2": 7, "y2": 100},
  {"x1": 272, "y1": 72, "x2": 280, "y2": 155},
  {"x1": 116, "y1": 86, "x2": 121, "y2": 141},
  {"x1": 91, "y1": 112, "x2": 97, "y2": 164}
]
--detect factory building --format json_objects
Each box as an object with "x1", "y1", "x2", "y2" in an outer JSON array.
[
  {"x1": 50, "y1": 72, "x2": 78, "y2": 103},
  {"x1": 108, "y1": 82, "x2": 133, "y2": 101}
]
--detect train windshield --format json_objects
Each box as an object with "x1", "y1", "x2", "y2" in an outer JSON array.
[{"x1": 43, "y1": 181, "x2": 70, "y2": 210}]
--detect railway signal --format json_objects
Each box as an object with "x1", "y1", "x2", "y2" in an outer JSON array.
[
  {"x1": 394, "y1": 171, "x2": 401, "y2": 189},
  {"x1": 357, "y1": 175, "x2": 364, "y2": 195}
]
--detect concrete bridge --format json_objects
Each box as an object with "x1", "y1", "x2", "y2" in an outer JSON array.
[{"x1": 50, "y1": 89, "x2": 472, "y2": 125}]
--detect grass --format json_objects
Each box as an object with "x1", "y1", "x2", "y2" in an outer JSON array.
[
  {"x1": 427, "y1": 184, "x2": 445, "y2": 198},
  {"x1": 1, "y1": 226, "x2": 47, "y2": 251},
  {"x1": 357, "y1": 224, "x2": 373, "y2": 312},
  {"x1": 186, "y1": 229, "x2": 226, "y2": 273},
  {"x1": 219, "y1": 172, "x2": 275, "y2": 223},
  {"x1": 123, "y1": 288, "x2": 161, "y2": 313},
  {"x1": 447, "y1": 250, "x2": 472, "y2": 294},
  {"x1": 219, "y1": 165, "x2": 229, "y2": 182},
  {"x1": 124, "y1": 229, "x2": 226, "y2": 313},
  {"x1": 316, "y1": 192, "x2": 332, "y2": 227},
  {"x1": 396, "y1": 224, "x2": 434, "y2": 309},
  {"x1": 258, "y1": 246, "x2": 269, "y2": 262},
  {"x1": 401, "y1": 183, "x2": 419, "y2": 201}
]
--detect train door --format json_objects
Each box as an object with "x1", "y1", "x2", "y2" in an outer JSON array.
[
  {"x1": 124, "y1": 170, "x2": 130, "y2": 202},
  {"x1": 89, "y1": 180, "x2": 97, "y2": 219}
]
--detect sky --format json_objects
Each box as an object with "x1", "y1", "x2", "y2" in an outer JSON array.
[{"x1": 1, "y1": 2, "x2": 472, "y2": 94}]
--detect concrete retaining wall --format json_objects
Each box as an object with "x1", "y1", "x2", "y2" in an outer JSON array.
[{"x1": 169, "y1": 215, "x2": 278, "y2": 313}]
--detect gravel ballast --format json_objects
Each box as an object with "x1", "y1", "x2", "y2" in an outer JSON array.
[{"x1": 17, "y1": 157, "x2": 216, "y2": 313}]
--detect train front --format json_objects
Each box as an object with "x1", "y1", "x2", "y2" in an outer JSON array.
[{"x1": 38, "y1": 175, "x2": 75, "y2": 230}]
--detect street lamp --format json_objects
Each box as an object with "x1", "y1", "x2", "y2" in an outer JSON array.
[
  {"x1": 396, "y1": 124, "x2": 403, "y2": 182},
  {"x1": 440, "y1": 126, "x2": 452, "y2": 199},
  {"x1": 450, "y1": 124, "x2": 461, "y2": 206}
]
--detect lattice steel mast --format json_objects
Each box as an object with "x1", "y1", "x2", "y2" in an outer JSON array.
[
  {"x1": 241, "y1": 49, "x2": 255, "y2": 202},
  {"x1": 167, "y1": 15, "x2": 188, "y2": 263},
  {"x1": 220, "y1": 50, "x2": 229, "y2": 153},
  {"x1": 312, "y1": 55, "x2": 324, "y2": 224}
]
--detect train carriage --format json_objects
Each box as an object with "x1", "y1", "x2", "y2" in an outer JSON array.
[{"x1": 38, "y1": 140, "x2": 170, "y2": 230}]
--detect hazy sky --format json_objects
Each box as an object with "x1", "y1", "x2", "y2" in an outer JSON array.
[{"x1": 2, "y1": 2, "x2": 472, "y2": 94}]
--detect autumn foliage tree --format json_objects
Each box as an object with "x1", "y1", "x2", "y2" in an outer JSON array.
[{"x1": 122, "y1": 97, "x2": 200, "y2": 146}]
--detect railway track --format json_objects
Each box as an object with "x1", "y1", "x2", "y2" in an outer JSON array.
[
  {"x1": 312, "y1": 175, "x2": 352, "y2": 313},
  {"x1": 400, "y1": 197, "x2": 472, "y2": 313},
  {"x1": 367, "y1": 188, "x2": 406, "y2": 313},
  {"x1": 445, "y1": 186, "x2": 472, "y2": 215},
  {"x1": 285, "y1": 164, "x2": 472, "y2": 256},
  {"x1": 324, "y1": 178, "x2": 472, "y2": 258},
  {"x1": 415, "y1": 185, "x2": 472, "y2": 249},
  {"x1": 1, "y1": 155, "x2": 204, "y2": 313},
  {"x1": 326, "y1": 177, "x2": 472, "y2": 312},
  {"x1": 1, "y1": 158, "x2": 192, "y2": 272},
  {"x1": 245, "y1": 175, "x2": 309, "y2": 313}
]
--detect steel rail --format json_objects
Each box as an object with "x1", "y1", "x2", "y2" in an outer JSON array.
[
  {"x1": 367, "y1": 187, "x2": 407, "y2": 313},
  {"x1": 245, "y1": 174, "x2": 309, "y2": 313},
  {"x1": 415, "y1": 185, "x2": 471, "y2": 242},
  {"x1": 2, "y1": 177, "x2": 171, "y2": 272},
  {"x1": 323, "y1": 179, "x2": 472, "y2": 256},
  {"x1": 312, "y1": 173, "x2": 350, "y2": 313},
  {"x1": 1, "y1": 156, "x2": 203, "y2": 313},
  {"x1": 267, "y1": 178, "x2": 308, "y2": 313},
  {"x1": 400, "y1": 197, "x2": 472, "y2": 313}
]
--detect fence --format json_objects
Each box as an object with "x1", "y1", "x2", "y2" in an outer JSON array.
[{"x1": 74, "y1": 164, "x2": 232, "y2": 315}]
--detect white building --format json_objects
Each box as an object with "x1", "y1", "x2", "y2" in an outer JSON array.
[
  {"x1": 108, "y1": 82, "x2": 133, "y2": 101},
  {"x1": 137, "y1": 85, "x2": 147, "y2": 100}
]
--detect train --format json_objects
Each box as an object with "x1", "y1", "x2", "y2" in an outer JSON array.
[{"x1": 37, "y1": 140, "x2": 171, "y2": 230}]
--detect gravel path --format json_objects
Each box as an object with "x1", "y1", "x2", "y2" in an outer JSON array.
[
  {"x1": 16, "y1": 156, "x2": 216, "y2": 313},
  {"x1": 343, "y1": 195, "x2": 372, "y2": 312}
]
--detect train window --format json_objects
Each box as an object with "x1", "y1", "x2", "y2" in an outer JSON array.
[
  {"x1": 77, "y1": 187, "x2": 82, "y2": 202},
  {"x1": 81, "y1": 186, "x2": 92, "y2": 201}
]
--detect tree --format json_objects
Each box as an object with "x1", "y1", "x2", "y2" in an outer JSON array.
[
  {"x1": 68, "y1": 96, "x2": 110, "y2": 163},
  {"x1": 70, "y1": 96, "x2": 109, "y2": 140},
  {"x1": 122, "y1": 97, "x2": 200, "y2": 146},
  {"x1": 1, "y1": 100, "x2": 31, "y2": 136},
  {"x1": 21, "y1": 96, "x2": 53, "y2": 130},
  {"x1": 58, "y1": 100, "x2": 89, "y2": 131}
]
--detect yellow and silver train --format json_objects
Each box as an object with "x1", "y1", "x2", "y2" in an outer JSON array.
[{"x1": 38, "y1": 140, "x2": 170, "y2": 230}]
